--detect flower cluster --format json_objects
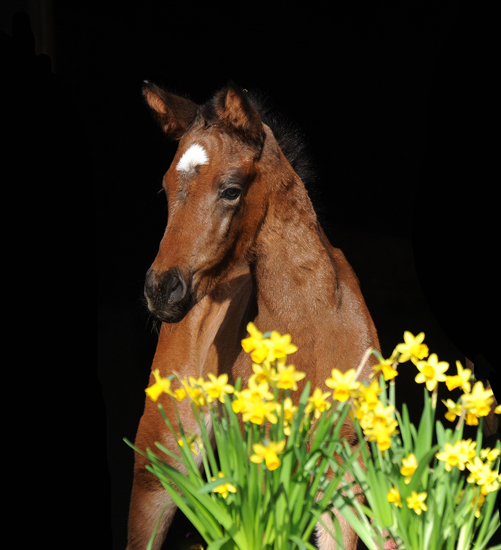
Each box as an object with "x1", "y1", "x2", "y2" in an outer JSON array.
[
  {"x1": 385, "y1": 440, "x2": 501, "y2": 520},
  {"x1": 144, "y1": 327, "x2": 500, "y2": 515}
]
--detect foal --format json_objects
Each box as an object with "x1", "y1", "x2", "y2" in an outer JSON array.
[{"x1": 127, "y1": 82, "x2": 379, "y2": 550}]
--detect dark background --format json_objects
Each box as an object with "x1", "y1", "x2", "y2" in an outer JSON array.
[{"x1": 2, "y1": 1, "x2": 498, "y2": 548}]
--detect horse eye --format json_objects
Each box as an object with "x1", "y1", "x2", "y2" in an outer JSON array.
[{"x1": 220, "y1": 187, "x2": 241, "y2": 201}]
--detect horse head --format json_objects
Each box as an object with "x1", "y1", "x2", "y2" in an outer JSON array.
[{"x1": 142, "y1": 81, "x2": 288, "y2": 323}]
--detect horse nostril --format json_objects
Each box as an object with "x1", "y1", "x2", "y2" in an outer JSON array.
[{"x1": 166, "y1": 271, "x2": 187, "y2": 304}]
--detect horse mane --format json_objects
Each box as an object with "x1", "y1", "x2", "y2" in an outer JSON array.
[{"x1": 246, "y1": 90, "x2": 317, "y2": 190}]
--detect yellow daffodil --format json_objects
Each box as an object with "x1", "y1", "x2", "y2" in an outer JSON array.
[
  {"x1": 465, "y1": 411, "x2": 480, "y2": 426},
  {"x1": 387, "y1": 486, "x2": 402, "y2": 508},
  {"x1": 495, "y1": 404, "x2": 501, "y2": 414},
  {"x1": 367, "y1": 422, "x2": 396, "y2": 451},
  {"x1": 211, "y1": 472, "x2": 237, "y2": 499},
  {"x1": 250, "y1": 439, "x2": 286, "y2": 471},
  {"x1": 406, "y1": 491, "x2": 428, "y2": 515},
  {"x1": 173, "y1": 387, "x2": 187, "y2": 401},
  {"x1": 371, "y1": 358, "x2": 399, "y2": 381},
  {"x1": 271, "y1": 363, "x2": 306, "y2": 391},
  {"x1": 360, "y1": 401, "x2": 396, "y2": 430},
  {"x1": 395, "y1": 331, "x2": 429, "y2": 365},
  {"x1": 466, "y1": 458, "x2": 501, "y2": 495},
  {"x1": 241, "y1": 322, "x2": 268, "y2": 363},
  {"x1": 357, "y1": 379, "x2": 383, "y2": 410},
  {"x1": 415, "y1": 353, "x2": 449, "y2": 391},
  {"x1": 249, "y1": 360, "x2": 276, "y2": 385},
  {"x1": 400, "y1": 453, "x2": 418, "y2": 484},
  {"x1": 325, "y1": 368, "x2": 360, "y2": 402},
  {"x1": 459, "y1": 439, "x2": 477, "y2": 462},
  {"x1": 202, "y1": 373, "x2": 234, "y2": 403},
  {"x1": 242, "y1": 399, "x2": 278, "y2": 425},
  {"x1": 241, "y1": 324, "x2": 298, "y2": 364},
  {"x1": 436, "y1": 441, "x2": 470, "y2": 472},
  {"x1": 145, "y1": 369, "x2": 173, "y2": 402},
  {"x1": 461, "y1": 381, "x2": 494, "y2": 418},
  {"x1": 480, "y1": 447, "x2": 501, "y2": 464},
  {"x1": 445, "y1": 360, "x2": 472, "y2": 392},
  {"x1": 305, "y1": 388, "x2": 332, "y2": 419},
  {"x1": 182, "y1": 376, "x2": 207, "y2": 407},
  {"x1": 359, "y1": 402, "x2": 398, "y2": 452},
  {"x1": 231, "y1": 390, "x2": 246, "y2": 414},
  {"x1": 240, "y1": 378, "x2": 274, "y2": 402},
  {"x1": 442, "y1": 398, "x2": 462, "y2": 422},
  {"x1": 264, "y1": 331, "x2": 298, "y2": 362},
  {"x1": 281, "y1": 396, "x2": 298, "y2": 422}
]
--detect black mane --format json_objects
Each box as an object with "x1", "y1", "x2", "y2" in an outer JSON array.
[{"x1": 247, "y1": 90, "x2": 316, "y2": 190}]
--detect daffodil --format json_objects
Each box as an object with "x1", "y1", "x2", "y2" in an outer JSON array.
[
  {"x1": 280, "y1": 396, "x2": 298, "y2": 422},
  {"x1": 359, "y1": 402, "x2": 398, "y2": 452},
  {"x1": 305, "y1": 388, "x2": 332, "y2": 419},
  {"x1": 357, "y1": 379, "x2": 383, "y2": 410},
  {"x1": 366, "y1": 422, "x2": 395, "y2": 451},
  {"x1": 145, "y1": 369, "x2": 173, "y2": 402},
  {"x1": 442, "y1": 398, "x2": 462, "y2": 422},
  {"x1": 173, "y1": 387, "x2": 187, "y2": 401},
  {"x1": 240, "y1": 379, "x2": 274, "y2": 402},
  {"x1": 387, "y1": 486, "x2": 402, "y2": 508},
  {"x1": 480, "y1": 447, "x2": 501, "y2": 464},
  {"x1": 231, "y1": 390, "x2": 246, "y2": 414},
  {"x1": 325, "y1": 368, "x2": 360, "y2": 402},
  {"x1": 241, "y1": 399, "x2": 278, "y2": 425},
  {"x1": 445, "y1": 360, "x2": 472, "y2": 392},
  {"x1": 371, "y1": 350, "x2": 399, "y2": 381},
  {"x1": 360, "y1": 401, "x2": 396, "y2": 431},
  {"x1": 459, "y1": 439, "x2": 477, "y2": 462},
  {"x1": 241, "y1": 322, "x2": 268, "y2": 363},
  {"x1": 264, "y1": 331, "x2": 298, "y2": 362},
  {"x1": 415, "y1": 353, "x2": 449, "y2": 391},
  {"x1": 202, "y1": 373, "x2": 234, "y2": 403},
  {"x1": 249, "y1": 360, "x2": 276, "y2": 385},
  {"x1": 406, "y1": 491, "x2": 428, "y2": 515},
  {"x1": 250, "y1": 439, "x2": 286, "y2": 471},
  {"x1": 400, "y1": 453, "x2": 418, "y2": 484},
  {"x1": 270, "y1": 363, "x2": 306, "y2": 391},
  {"x1": 211, "y1": 472, "x2": 237, "y2": 499},
  {"x1": 436, "y1": 441, "x2": 469, "y2": 472},
  {"x1": 466, "y1": 458, "x2": 501, "y2": 495},
  {"x1": 182, "y1": 377, "x2": 207, "y2": 407},
  {"x1": 465, "y1": 411, "x2": 480, "y2": 426},
  {"x1": 461, "y1": 381, "x2": 494, "y2": 418},
  {"x1": 395, "y1": 331, "x2": 429, "y2": 365}
]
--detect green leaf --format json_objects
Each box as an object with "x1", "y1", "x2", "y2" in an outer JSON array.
[
  {"x1": 288, "y1": 534, "x2": 317, "y2": 550},
  {"x1": 206, "y1": 534, "x2": 231, "y2": 550},
  {"x1": 145, "y1": 501, "x2": 169, "y2": 550}
]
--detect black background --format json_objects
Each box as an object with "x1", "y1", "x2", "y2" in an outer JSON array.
[{"x1": 2, "y1": 1, "x2": 498, "y2": 548}]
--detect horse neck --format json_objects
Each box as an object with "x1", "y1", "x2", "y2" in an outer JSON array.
[
  {"x1": 249, "y1": 170, "x2": 378, "y2": 386},
  {"x1": 251, "y1": 170, "x2": 339, "y2": 333}
]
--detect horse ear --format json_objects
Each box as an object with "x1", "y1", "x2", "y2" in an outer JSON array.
[
  {"x1": 215, "y1": 83, "x2": 264, "y2": 146},
  {"x1": 142, "y1": 81, "x2": 199, "y2": 140}
]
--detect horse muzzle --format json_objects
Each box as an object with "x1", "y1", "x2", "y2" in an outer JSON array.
[{"x1": 144, "y1": 267, "x2": 193, "y2": 322}]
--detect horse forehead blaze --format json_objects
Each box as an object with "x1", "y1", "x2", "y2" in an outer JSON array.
[{"x1": 175, "y1": 143, "x2": 209, "y2": 174}]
